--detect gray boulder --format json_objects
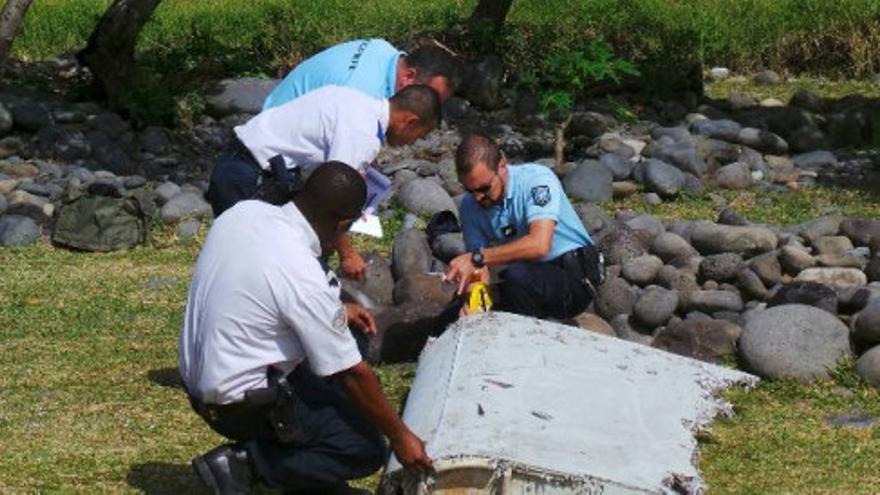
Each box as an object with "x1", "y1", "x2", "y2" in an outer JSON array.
[
  {"x1": 700, "y1": 253, "x2": 744, "y2": 282},
  {"x1": 595, "y1": 276, "x2": 639, "y2": 320},
  {"x1": 793, "y1": 150, "x2": 837, "y2": 171},
  {"x1": 397, "y1": 178, "x2": 457, "y2": 217},
  {"x1": 737, "y1": 127, "x2": 788, "y2": 154},
  {"x1": 739, "y1": 304, "x2": 852, "y2": 381},
  {"x1": 632, "y1": 286, "x2": 679, "y2": 328},
  {"x1": 753, "y1": 70, "x2": 782, "y2": 85},
  {"x1": 207, "y1": 77, "x2": 279, "y2": 117},
  {"x1": 690, "y1": 222, "x2": 777, "y2": 256},
  {"x1": 563, "y1": 160, "x2": 613, "y2": 203},
  {"x1": 391, "y1": 228, "x2": 432, "y2": 280},
  {"x1": 779, "y1": 245, "x2": 816, "y2": 275},
  {"x1": 621, "y1": 254, "x2": 664, "y2": 286},
  {"x1": 690, "y1": 119, "x2": 741, "y2": 142},
  {"x1": 642, "y1": 159, "x2": 684, "y2": 198},
  {"x1": 610, "y1": 314, "x2": 654, "y2": 346},
  {"x1": 160, "y1": 192, "x2": 212, "y2": 224},
  {"x1": 0, "y1": 214, "x2": 39, "y2": 246},
  {"x1": 855, "y1": 346, "x2": 880, "y2": 389},
  {"x1": 651, "y1": 232, "x2": 697, "y2": 262},
  {"x1": 749, "y1": 251, "x2": 782, "y2": 286},
  {"x1": 657, "y1": 265, "x2": 700, "y2": 293},
  {"x1": 768, "y1": 281, "x2": 837, "y2": 315},
  {"x1": 839, "y1": 218, "x2": 880, "y2": 247},
  {"x1": 794, "y1": 267, "x2": 867, "y2": 289},
  {"x1": 597, "y1": 228, "x2": 649, "y2": 265},
  {"x1": 653, "y1": 319, "x2": 741, "y2": 363},
  {"x1": 599, "y1": 153, "x2": 634, "y2": 180},
  {"x1": 853, "y1": 302, "x2": 880, "y2": 348},
  {"x1": 11, "y1": 102, "x2": 51, "y2": 132},
  {"x1": 153, "y1": 181, "x2": 181, "y2": 206},
  {"x1": 813, "y1": 236, "x2": 854, "y2": 256},
  {"x1": 691, "y1": 222, "x2": 777, "y2": 255},
  {"x1": 0, "y1": 194, "x2": 6, "y2": 215},
  {"x1": 683, "y1": 290, "x2": 744, "y2": 313},
  {"x1": 737, "y1": 268, "x2": 768, "y2": 300},
  {"x1": 393, "y1": 273, "x2": 456, "y2": 305},
  {"x1": 712, "y1": 162, "x2": 752, "y2": 189},
  {"x1": 341, "y1": 252, "x2": 394, "y2": 307},
  {"x1": 645, "y1": 141, "x2": 707, "y2": 176}
]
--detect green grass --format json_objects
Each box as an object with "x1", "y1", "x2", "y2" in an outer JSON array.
[
  {"x1": 2, "y1": 186, "x2": 880, "y2": 492},
  {"x1": 610, "y1": 185, "x2": 880, "y2": 227},
  {"x1": 10, "y1": 0, "x2": 880, "y2": 125},
  {"x1": 706, "y1": 77, "x2": 880, "y2": 103}
]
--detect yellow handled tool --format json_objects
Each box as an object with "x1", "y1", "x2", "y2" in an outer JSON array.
[{"x1": 467, "y1": 282, "x2": 493, "y2": 313}]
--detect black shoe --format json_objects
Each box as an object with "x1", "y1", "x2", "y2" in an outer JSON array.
[{"x1": 192, "y1": 443, "x2": 254, "y2": 495}]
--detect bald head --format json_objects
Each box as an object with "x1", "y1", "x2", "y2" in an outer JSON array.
[{"x1": 390, "y1": 85, "x2": 442, "y2": 130}]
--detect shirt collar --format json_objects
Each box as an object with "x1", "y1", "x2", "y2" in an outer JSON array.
[
  {"x1": 504, "y1": 165, "x2": 516, "y2": 200},
  {"x1": 282, "y1": 202, "x2": 321, "y2": 257},
  {"x1": 385, "y1": 51, "x2": 403, "y2": 98},
  {"x1": 378, "y1": 100, "x2": 390, "y2": 145}
]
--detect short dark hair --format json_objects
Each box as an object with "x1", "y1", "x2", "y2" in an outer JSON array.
[
  {"x1": 389, "y1": 84, "x2": 442, "y2": 129},
  {"x1": 404, "y1": 45, "x2": 462, "y2": 90},
  {"x1": 302, "y1": 161, "x2": 367, "y2": 220},
  {"x1": 455, "y1": 132, "x2": 502, "y2": 175}
]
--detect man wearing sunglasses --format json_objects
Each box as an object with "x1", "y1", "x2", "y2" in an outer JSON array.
[
  {"x1": 181, "y1": 162, "x2": 433, "y2": 495},
  {"x1": 445, "y1": 133, "x2": 604, "y2": 320}
]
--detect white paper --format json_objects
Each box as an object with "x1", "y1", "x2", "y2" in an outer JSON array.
[{"x1": 350, "y1": 213, "x2": 383, "y2": 238}]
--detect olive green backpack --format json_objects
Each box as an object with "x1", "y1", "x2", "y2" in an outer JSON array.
[{"x1": 52, "y1": 184, "x2": 149, "y2": 252}]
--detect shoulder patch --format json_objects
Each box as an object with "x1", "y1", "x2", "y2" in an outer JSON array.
[
  {"x1": 332, "y1": 307, "x2": 348, "y2": 333},
  {"x1": 531, "y1": 185, "x2": 551, "y2": 206}
]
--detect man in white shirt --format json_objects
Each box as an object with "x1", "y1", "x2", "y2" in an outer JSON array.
[
  {"x1": 205, "y1": 84, "x2": 441, "y2": 280},
  {"x1": 182, "y1": 162, "x2": 433, "y2": 495}
]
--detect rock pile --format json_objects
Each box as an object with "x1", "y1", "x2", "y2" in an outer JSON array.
[{"x1": 0, "y1": 64, "x2": 878, "y2": 389}]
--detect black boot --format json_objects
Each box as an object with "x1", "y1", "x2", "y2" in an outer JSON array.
[{"x1": 192, "y1": 443, "x2": 254, "y2": 495}]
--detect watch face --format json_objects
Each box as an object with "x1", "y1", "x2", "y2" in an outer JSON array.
[{"x1": 472, "y1": 251, "x2": 484, "y2": 267}]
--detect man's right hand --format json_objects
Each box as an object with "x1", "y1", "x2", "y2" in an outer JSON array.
[{"x1": 390, "y1": 429, "x2": 434, "y2": 473}]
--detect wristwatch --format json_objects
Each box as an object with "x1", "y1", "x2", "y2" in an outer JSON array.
[{"x1": 471, "y1": 249, "x2": 485, "y2": 268}]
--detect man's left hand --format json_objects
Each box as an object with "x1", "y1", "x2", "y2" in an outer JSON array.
[
  {"x1": 345, "y1": 303, "x2": 377, "y2": 336},
  {"x1": 340, "y1": 252, "x2": 366, "y2": 280},
  {"x1": 444, "y1": 253, "x2": 476, "y2": 295}
]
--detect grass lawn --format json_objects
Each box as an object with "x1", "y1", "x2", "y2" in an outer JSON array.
[{"x1": 1, "y1": 186, "x2": 879, "y2": 493}]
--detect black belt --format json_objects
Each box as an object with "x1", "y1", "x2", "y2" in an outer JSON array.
[{"x1": 228, "y1": 136, "x2": 265, "y2": 177}]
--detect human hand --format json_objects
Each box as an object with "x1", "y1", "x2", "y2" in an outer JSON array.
[
  {"x1": 390, "y1": 429, "x2": 434, "y2": 474},
  {"x1": 443, "y1": 253, "x2": 476, "y2": 295},
  {"x1": 340, "y1": 251, "x2": 366, "y2": 280},
  {"x1": 344, "y1": 303, "x2": 377, "y2": 336}
]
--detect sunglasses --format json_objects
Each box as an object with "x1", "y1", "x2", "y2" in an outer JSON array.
[{"x1": 466, "y1": 172, "x2": 499, "y2": 195}]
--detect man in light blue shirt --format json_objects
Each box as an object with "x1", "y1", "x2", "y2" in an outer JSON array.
[
  {"x1": 445, "y1": 133, "x2": 604, "y2": 319},
  {"x1": 263, "y1": 39, "x2": 459, "y2": 110}
]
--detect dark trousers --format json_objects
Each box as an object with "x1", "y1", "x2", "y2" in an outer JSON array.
[
  {"x1": 190, "y1": 333, "x2": 388, "y2": 491},
  {"x1": 204, "y1": 144, "x2": 261, "y2": 218},
  {"x1": 495, "y1": 257, "x2": 595, "y2": 320}
]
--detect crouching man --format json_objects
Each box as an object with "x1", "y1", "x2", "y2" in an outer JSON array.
[
  {"x1": 179, "y1": 162, "x2": 432, "y2": 495},
  {"x1": 445, "y1": 133, "x2": 604, "y2": 320}
]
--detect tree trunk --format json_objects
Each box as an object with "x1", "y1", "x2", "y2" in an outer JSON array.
[
  {"x1": 554, "y1": 113, "x2": 572, "y2": 169},
  {"x1": 0, "y1": 0, "x2": 34, "y2": 63},
  {"x1": 469, "y1": 0, "x2": 514, "y2": 28},
  {"x1": 76, "y1": 0, "x2": 162, "y2": 108}
]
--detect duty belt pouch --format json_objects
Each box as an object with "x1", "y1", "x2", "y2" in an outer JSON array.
[
  {"x1": 580, "y1": 244, "x2": 606, "y2": 287},
  {"x1": 253, "y1": 155, "x2": 303, "y2": 206},
  {"x1": 265, "y1": 366, "x2": 305, "y2": 444}
]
